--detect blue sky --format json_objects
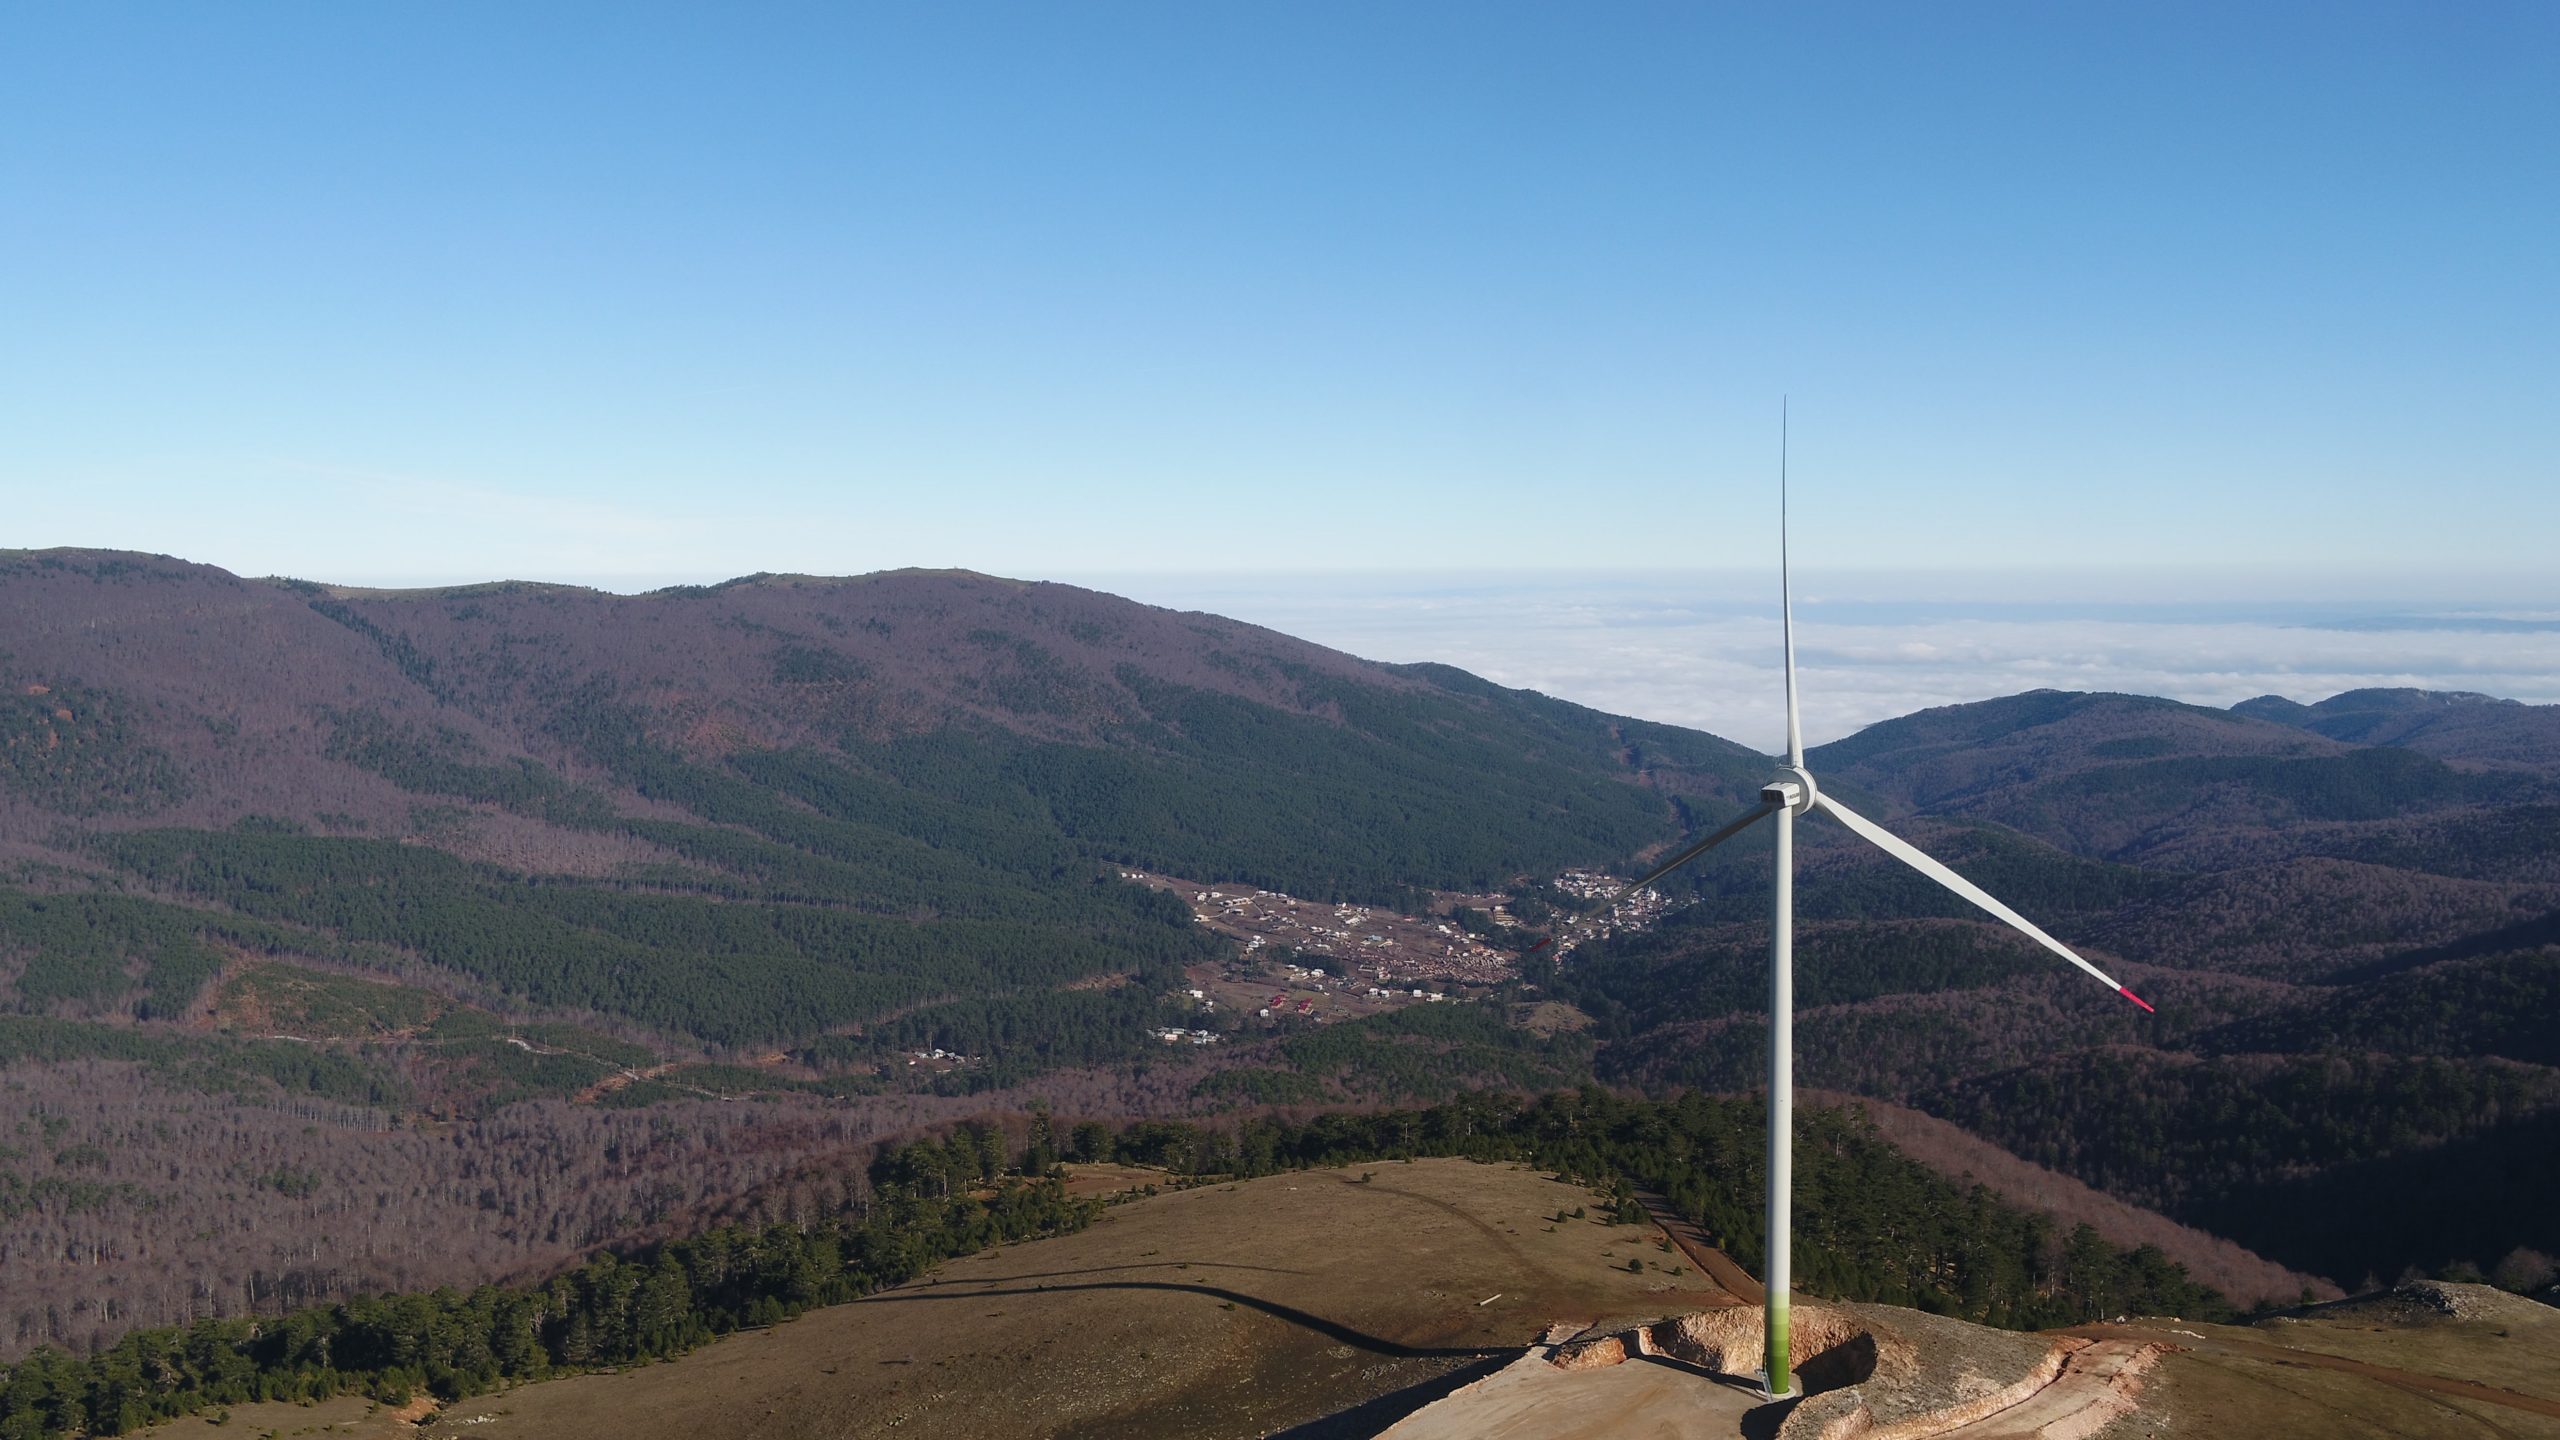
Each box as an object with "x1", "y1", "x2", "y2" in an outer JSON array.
[{"x1": 4, "y1": 3, "x2": 2554, "y2": 602}]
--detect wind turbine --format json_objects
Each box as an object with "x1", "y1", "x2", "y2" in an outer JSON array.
[{"x1": 1611, "y1": 406, "x2": 2154, "y2": 1400}]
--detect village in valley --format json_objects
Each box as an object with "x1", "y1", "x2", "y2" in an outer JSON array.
[{"x1": 1118, "y1": 868, "x2": 1683, "y2": 1042}]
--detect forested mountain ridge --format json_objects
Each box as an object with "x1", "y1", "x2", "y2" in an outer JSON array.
[
  {"x1": 1559, "y1": 686, "x2": 2560, "y2": 1294},
  {"x1": 1803, "y1": 690, "x2": 2546, "y2": 862},
  {"x1": 0, "y1": 548, "x2": 1758, "y2": 873},
  {"x1": 0, "y1": 548, "x2": 1767, "y2": 1051},
  {"x1": 2236, "y1": 687, "x2": 2560, "y2": 774}
]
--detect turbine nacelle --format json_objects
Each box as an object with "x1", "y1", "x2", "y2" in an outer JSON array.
[{"x1": 1761, "y1": 765, "x2": 1819, "y2": 815}]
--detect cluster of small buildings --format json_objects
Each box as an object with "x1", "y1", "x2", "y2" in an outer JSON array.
[
  {"x1": 1152, "y1": 1027, "x2": 1222, "y2": 1046},
  {"x1": 1146, "y1": 879, "x2": 1518, "y2": 985},
  {"x1": 1128, "y1": 868, "x2": 1681, "y2": 1029},
  {"x1": 1536, "y1": 870, "x2": 1681, "y2": 958}
]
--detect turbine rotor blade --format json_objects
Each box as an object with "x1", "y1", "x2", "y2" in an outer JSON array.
[
  {"x1": 1813, "y1": 794, "x2": 2155, "y2": 1012},
  {"x1": 1780, "y1": 398, "x2": 1803, "y2": 768},
  {"x1": 1615, "y1": 800, "x2": 1781, "y2": 900}
]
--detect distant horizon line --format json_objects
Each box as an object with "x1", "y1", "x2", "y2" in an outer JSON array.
[
  {"x1": 23, "y1": 544, "x2": 2555, "y2": 604},
  {"x1": 13, "y1": 545, "x2": 2558, "y2": 748}
]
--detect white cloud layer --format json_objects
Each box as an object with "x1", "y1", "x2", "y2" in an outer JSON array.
[{"x1": 1081, "y1": 573, "x2": 2560, "y2": 751}]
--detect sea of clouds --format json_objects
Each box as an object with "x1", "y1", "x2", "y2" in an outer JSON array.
[{"x1": 1083, "y1": 570, "x2": 2560, "y2": 752}]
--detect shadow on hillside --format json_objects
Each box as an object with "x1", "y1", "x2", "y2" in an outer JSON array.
[
  {"x1": 855, "y1": 1279, "x2": 1504, "y2": 1360},
  {"x1": 1265, "y1": 1350, "x2": 1791, "y2": 1438},
  {"x1": 1264, "y1": 1353, "x2": 1515, "y2": 1439}
]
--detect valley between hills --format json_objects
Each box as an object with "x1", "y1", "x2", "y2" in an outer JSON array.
[{"x1": 4, "y1": 546, "x2": 2558, "y2": 1435}]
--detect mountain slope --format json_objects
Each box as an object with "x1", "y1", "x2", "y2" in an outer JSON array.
[
  {"x1": 0, "y1": 549, "x2": 1770, "y2": 1054},
  {"x1": 1552, "y1": 686, "x2": 2560, "y2": 1293},
  {"x1": 2237, "y1": 688, "x2": 2560, "y2": 773},
  {"x1": 1806, "y1": 689, "x2": 2543, "y2": 861}
]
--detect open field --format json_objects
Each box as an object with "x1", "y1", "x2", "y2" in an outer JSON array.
[
  {"x1": 138, "y1": 1394, "x2": 408, "y2": 1440},
  {"x1": 139, "y1": 1160, "x2": 1708, "y2": 1440},
  {"x1": 2091, "y1": 1284, "x2": 2560, "y2": 1439},
  {"x1": 1057, "y1": 1161, "x2": 1169, "y2": 1198}
]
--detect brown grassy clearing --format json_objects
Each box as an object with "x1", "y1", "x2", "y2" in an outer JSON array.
[
  {"x1": 414, "y1": 1159, "x2": 1710, "y2": 1440},
  {"x1": 1057, "y1": 1161, "x2": 1167, "y2": 1198},
  {"x1": 137, "y1": 1393, "x2": 401, "y2": 1439},
  {"x1": 1513, "y1": 1000, "x2": 1594, "y2": 1037},
  {"x1": 2089, "y1": 1288, "x2": 2560, "y2": 1439}
]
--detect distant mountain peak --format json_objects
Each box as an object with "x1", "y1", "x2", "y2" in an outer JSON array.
[
  {"x1": 2233, "y1": 687, "x2": 2556, "y2": 768},
  {"x1": 2241, "y1": 688, "x2": 2521, "y2": 717}
]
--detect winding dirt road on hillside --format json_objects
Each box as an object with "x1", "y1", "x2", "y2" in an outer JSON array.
[{"x1": 1636, "y1": 1191, "x2": 1760, "y2": 1306}]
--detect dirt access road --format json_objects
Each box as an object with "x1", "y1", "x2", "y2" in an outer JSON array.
[{"x1": 1638, "y1": 1189, "x2": 1762, "y2": 1306}]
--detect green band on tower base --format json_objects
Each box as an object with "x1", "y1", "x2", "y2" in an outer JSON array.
[{"x1": 1767, "y1": 1294, "x2": 1791, "y2": 1397}]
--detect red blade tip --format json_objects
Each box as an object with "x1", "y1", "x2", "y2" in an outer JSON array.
[
  {"x1": 1527, "y1": 936, "x2": 1553, "y2": 954},
  {"x1": 2118, "y1": 985, "x2": 2155, "y2": 1014}
]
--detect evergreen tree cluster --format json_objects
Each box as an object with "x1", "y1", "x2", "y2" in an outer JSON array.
[
  {"x1": 92, "y1": 825, "x2": 1209, "y2": 1050},
  {"x1": 0, "y1": 894, "x2": 243, "y2": 1022},
  {"x1": 0, "y1": 680, "x2": 190, "y2": 820}
]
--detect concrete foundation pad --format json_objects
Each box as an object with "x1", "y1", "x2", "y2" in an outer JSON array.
[{"x1": 1381, "y1": 1302, "x2": 2164, "y2": 1440}]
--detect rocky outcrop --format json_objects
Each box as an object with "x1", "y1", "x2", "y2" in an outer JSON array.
[{"x1": 2294, "y1": 1279, "x2": 2557, "y2": 1327}]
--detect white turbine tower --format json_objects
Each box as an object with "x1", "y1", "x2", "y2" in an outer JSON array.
[{"x1": 1613, "y1": 407, "x2": 2154, "y2": 1399}]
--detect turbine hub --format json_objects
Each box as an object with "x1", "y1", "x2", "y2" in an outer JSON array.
[{"x1": 1761, "y1": 765, "x2": 1819, "y2": 815}]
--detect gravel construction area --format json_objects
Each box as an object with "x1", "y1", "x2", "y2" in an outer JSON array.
[{"x1": 1380, "y1": 1346, "x2": 1766, "y2": 1440}]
